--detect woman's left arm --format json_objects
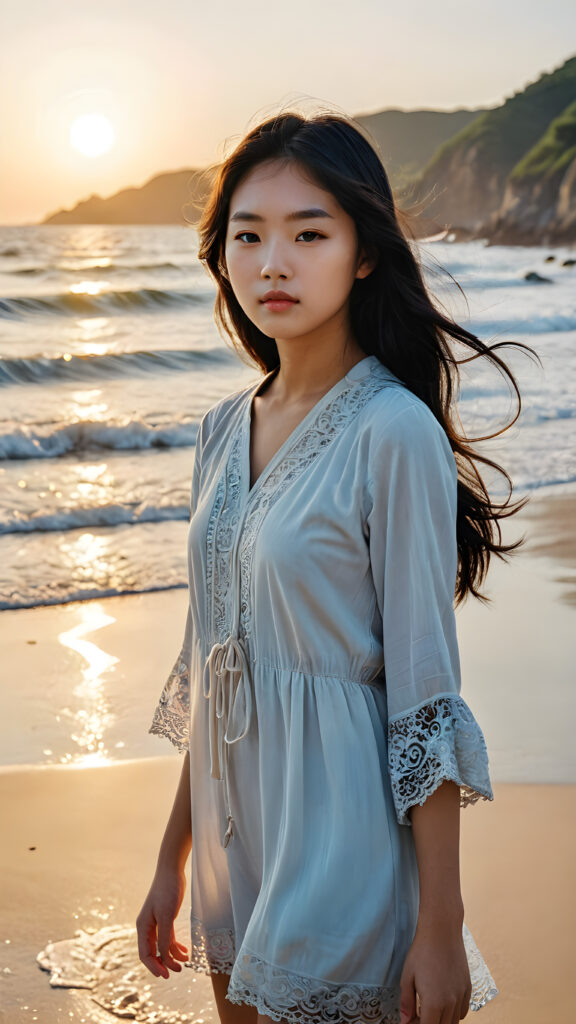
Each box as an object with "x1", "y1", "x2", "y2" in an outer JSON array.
[
  {"x1": 365, "y1": 399, "x2": 495, "y2": 1023},
  {"x1": 399, "y1": 779, "x2": 472, "y2": 1024}
]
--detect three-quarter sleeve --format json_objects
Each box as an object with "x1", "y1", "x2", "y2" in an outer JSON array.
[
  {"x1": 366, "y1": 397, "x2": 494, "y2": 826},
  {"x1": 148, "y1": 411, "x2": 206, "y2": 753}
]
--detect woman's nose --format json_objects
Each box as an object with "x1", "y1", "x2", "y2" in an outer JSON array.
[{"x1": 259, "y1": 242, "x2": 292, "y2": 280}]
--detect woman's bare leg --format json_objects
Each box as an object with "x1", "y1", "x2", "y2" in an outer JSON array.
[
  {"x1": 209, "y1": 970, "x2": 291, "y2": 1024},
  {"x1": 210, "y1": 971, "x2": 258, "y2": 1024}
]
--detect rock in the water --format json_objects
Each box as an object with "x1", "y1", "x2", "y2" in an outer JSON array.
[{"x1": 524, "y1": 271, "x2": 553, "y2": 283}]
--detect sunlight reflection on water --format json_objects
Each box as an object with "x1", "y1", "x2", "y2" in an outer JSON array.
[{"x1": 58, "y1": 602, "x2": 119, "y2": 765}]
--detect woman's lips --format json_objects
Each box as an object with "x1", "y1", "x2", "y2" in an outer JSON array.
[{"x1": 262, "y1": 299, "x2": 298, "y2": 311}]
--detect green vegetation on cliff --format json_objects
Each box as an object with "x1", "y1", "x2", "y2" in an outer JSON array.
[
  {"x1": 510, "y1": 99, "x2": 576, "y2": 182},
  {"x1": 424, "y1": 55, "x2": 576, "y2": 177}
]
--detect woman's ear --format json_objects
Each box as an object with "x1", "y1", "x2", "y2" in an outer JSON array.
[
  {"x1": 355, "y1": 245, "x2": 378, "y2": 280},
  {"x1": 219, "y1": 249, "x2": 230, "y2": 280}
]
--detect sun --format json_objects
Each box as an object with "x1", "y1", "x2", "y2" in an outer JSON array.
[{"x1": 70, "y1": 114, "x2": 115, "y2": 158}]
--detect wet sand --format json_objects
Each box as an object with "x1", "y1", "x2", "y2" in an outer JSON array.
[
  {"x1": 521, "y1": 489, "x2": 576, "y2": 604},
  {"x1": 0, "y1": 757, "x2": 211, "y2": 1024}
]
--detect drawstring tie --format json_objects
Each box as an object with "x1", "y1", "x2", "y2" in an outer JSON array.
[{"x1": 203, "y1": 635, "x2": 253, "y2": 848}]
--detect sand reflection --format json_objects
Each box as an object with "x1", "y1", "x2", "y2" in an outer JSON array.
[{"x1": 58, "y1": 603, "x2": 119, "y2": 765}]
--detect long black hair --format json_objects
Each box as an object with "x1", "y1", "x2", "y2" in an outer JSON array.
[{"x1": 193, "y1": 110, "x2": 535, "y2": 604}]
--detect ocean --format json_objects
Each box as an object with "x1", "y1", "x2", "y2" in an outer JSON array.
[{"x1": 1, "y1": 224, "x2": 575, "y2": 613}]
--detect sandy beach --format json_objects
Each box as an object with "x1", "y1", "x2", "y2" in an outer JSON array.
[
  {"x1": 521, "y1": 488, "x2": 576, "y2": 603},
  {"x1": 1, "y1": 489, "x2": 575, "y2": 1023},
  {"x1": 1, "y1": 764, "x2": 574, "y2": 1024}
]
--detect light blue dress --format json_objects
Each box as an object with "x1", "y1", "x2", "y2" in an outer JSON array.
[{"x1": 149, "y1": 354, "x2": 499, "y2": 1023}]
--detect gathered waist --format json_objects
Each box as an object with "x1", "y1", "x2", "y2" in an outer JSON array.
[
  {"x1": 199, "y1": 641, "x2": 386, "y2": 690},
  {"x1": 201, "y1": 634, "x2": 386, "y2": 848},
  {"x1": 249, "y1": 658, "x2": 386, "y2": 690}
]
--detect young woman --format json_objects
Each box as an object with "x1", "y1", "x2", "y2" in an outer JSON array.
[{"x1": 137, "y1": 111, "x2": 528, "y2": 1024}]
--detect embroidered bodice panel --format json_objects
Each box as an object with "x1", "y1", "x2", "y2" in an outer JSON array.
[{"x1": 207, "y1": 359, "x2": 397, "y2": 649}]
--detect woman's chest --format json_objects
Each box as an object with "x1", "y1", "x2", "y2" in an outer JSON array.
[
  {"x1": 249, "y1": 393, "x2": 326, "y2": 492},
  {"x1": 188, "y1": 428, "x2": 372, "y2": 645},
  {"x1": 186, "y1": 367, "x2": 395, "y2": 641}
]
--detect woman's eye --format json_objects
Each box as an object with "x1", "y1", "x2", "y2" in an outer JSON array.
[
  {"x1": 233, "y1": 230, "x2": 324, "y2": 244},
  {"x1": 297, "y1": 231, "x2": 323, "y2": 242}
]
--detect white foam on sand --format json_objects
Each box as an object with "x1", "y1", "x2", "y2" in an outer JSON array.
[{"x1": 37, "y1": 923, "x2": 211, "y2": 1023}]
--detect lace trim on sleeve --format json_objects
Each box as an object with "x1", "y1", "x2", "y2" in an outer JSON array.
[
  {"x1": 148, "y1": 649, "x2": 190, "y2": 753},
  {"x1": 388, "y1": 694, "x2": 494, "y2": 827}
]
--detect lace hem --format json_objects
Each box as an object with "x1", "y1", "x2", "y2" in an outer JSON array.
[
  {"x1": 184, "y1": 916, "x2": 235, "y2": 974},
  {"x1": 226, "y1": 952, "x2": 400, "y2": 1024},
  {"x1": 388, "y1": 694, "x2": 494, "y2": 826},
  {"x1": 148, "y1": 651, "x2": 190, "y2": 754},
  {"x1": 185, "y1": 921, "x2": 498, "y2": 1020}
]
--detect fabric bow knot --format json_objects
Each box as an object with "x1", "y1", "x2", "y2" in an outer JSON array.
[{"x1": 203, "y1": 635, "x2": 253, "y2": 845}]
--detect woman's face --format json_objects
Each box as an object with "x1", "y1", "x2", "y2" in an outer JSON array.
[{"x1": 224, "y1": 159, "x2": 373, "y2": 344}]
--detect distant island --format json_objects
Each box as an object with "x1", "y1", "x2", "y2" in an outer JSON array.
[{"x1": 43, "y1": 54, "x2": 576, "y2": 246}]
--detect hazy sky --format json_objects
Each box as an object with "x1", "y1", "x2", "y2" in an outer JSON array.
[{"x1": 1, "y1": 0, "x2": 574, "y2": 225}]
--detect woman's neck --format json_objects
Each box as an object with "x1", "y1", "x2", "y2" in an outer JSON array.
[{"x1": 269, "y1": 341, "x2": 367, "y2": 405}]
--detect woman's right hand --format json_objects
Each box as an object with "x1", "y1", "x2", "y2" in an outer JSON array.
[{"x1": 136, "y1": 866, "x2": 190, "y2": 979}]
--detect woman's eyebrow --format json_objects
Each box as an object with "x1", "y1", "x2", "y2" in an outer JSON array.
[{"x1": 229, "y1": 208, "x2": 335, "y2": 223}]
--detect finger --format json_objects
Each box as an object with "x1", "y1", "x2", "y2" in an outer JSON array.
[
  {"x1": 157, "y1": 916, "x2": 174, "y2": 961},
  {"x1": 137, "y1": 921, "x2": 163, "y2": 974},
  {"x1": 136, "y1": 924, "x2": 168, "y2": 979},
  {"x1": 172, "y1": 938, "x2": 189, "y2": 953},
  {"x1": 171, "y1": 941, "x2": 189, "y2": 962},
  {"x1": 438, "y1": 1005, "x2": 458, "y2": 1024},
  {"x1": 399, "y1": 982, "x2": 417, "y2": 1023},
  {"x1": 136, "y1": 917, "x2": 170, "y2": 979},
  {"x1": 157, "y1": 920, "x2": 185, "y2": 972},
  {"x1": 162, "y1": 937, "x2": 186, "y2": 971},
  {"x1": 419, "y1": 1003, "x2": 441, "y2": 1024},
  {"x1": 141, "y1": 953, "x2": 170, "y2": 979},
  {"x1": 159, "y1": 950, "x2": 183, "y2": 971}
]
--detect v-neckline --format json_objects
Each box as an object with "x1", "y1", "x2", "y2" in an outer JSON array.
[{"x1": 244, "y1": 354, "x2": 377, "y2": 501}]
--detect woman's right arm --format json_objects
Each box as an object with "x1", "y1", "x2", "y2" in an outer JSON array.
[
  {"x1": 138, "y1": 408, "x2": 213, "y2": 976},
  {"x1": 136, "y1": 750, "x2": 193, "y2": 979}
]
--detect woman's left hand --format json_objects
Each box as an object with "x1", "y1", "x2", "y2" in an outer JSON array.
[{"x1": 399, "y1": 924, "x2": 472, "y2": 1024}]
